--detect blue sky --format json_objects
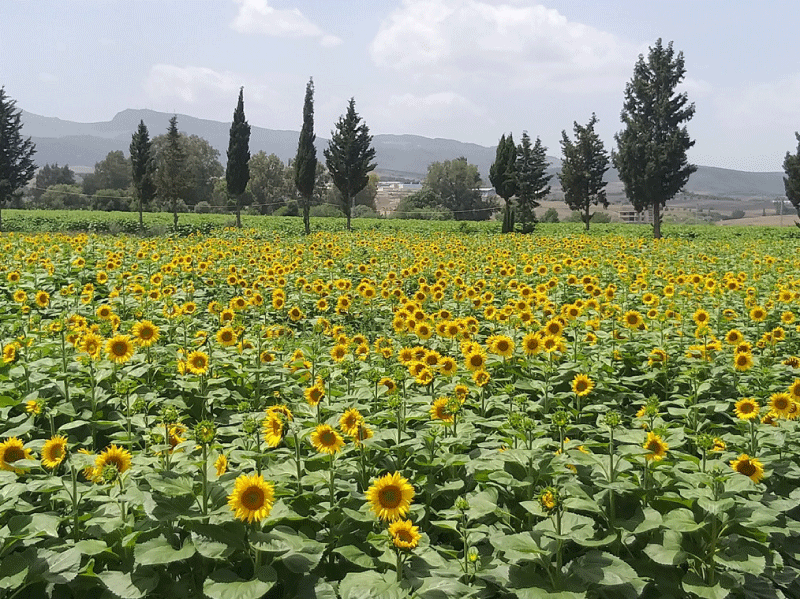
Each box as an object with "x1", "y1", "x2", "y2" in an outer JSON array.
[{"x1": 2, "y1": 0, "x2": 799, "y2": 171}]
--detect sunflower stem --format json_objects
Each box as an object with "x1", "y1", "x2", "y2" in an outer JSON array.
[
  {"x1": 396, "y1": 549, "x2": 403, "y2": 583},
  {"x1": 294, "y1": 430, "x2": 302, "y2": 495},
  {"x1": 201, "y1": 444, "x2": 209, "y2": 517}
]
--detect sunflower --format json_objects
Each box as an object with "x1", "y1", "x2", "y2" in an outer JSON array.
[
  {"x1": 464, "y1": 351, "x2": 486, "y2": 372},
  {"x1": 544, "y1": 319, "x2": 563, "y2": 337},
  {"x1": 310, "y1": 424, "x2": 344, "y2": 455},
  {"x1": 571, "y1": 374, "x2": 594, "y2": 397},
  {"x1": 623, "y1": 310, "x2": 644, "y2": 329},
  {"x1": 132, "y1": 320, "x2": 160, "y2": 347},
  {"x1": 94, "y1": 444, "x2": 132, "y2": 480},
  {"x1": 643, "y1": 432, "x2": 668, "y2": 461},
  {"x1": 379, "y1": 377, "x2": 397, "y2": 394},
  {"x1": 35, "y1": 290, "x2": 50, "y2": 308},
  {"x1": 305, "y1": 382, "x2": 325, "y2": 406},
  {"x1": 749, "y1": 306, "x2": 767, "y2": 322},
  {"x1": 789, "y1": 379, "x2": 800, "y2": 402},
  {"x1": 0, "y1": 437, "x2": 33, "y2": 473},
  {"x1": 473, "y1": 369, "x2": 491, "y2": 387},
  {"x1": 389, "y1": 519, "x2": 421, "y2": 550},
  {"x1": 438, "y1": 356, "x2": 458, "y2": 376},
  {"x1": 186, "y1": 350, "x2": 209, "y2": 375},
  {"x1": 214, "y1": 453, "x2": 228, "y2": 476},
  {"x1": 228, "y1": 473, "x2": 275, "y2": 523},
  {"x1": 521, "y1": 332, "x2": 542, "y2": 355},
  {"x1": 216, "y1": 326, "x2": 237, "y2": 347},
  {"x1": 330, "y1": 344, "x2": 348, "y2": 362},
  {"x1": 339, "y1": 408, "x2": 364, "y2": 437},
  {"x1": 489, "y1": 335, "x2": 514, "y2": 358},
  {"x1": 106, "y1": 335, "x2": 134, "y2": 364},
  {"x1": 41, "y1": 435, "x2": 68, "y2": 469},
  {"x1": 12, "y1": 289, "x2": 27, "y2": 303},
  {"x1": 769, "y1": 392, "x2": 792, "y2": 419},
  {"x1": 260, "y1": 350, "x2": 275, "y2": 364},
  {"x1": 734, "y1": 397, "x2": 759, "y2": 421},
  {"x1": 730, "y1": 454, "x2": 764, "y2": 483},
  {"x1": 711, "y1": 438, "x2": 726, "y2": 452},
  {"x1": 734, "y1": 352, "x2": 753, "y2": 372},
  {"x1": 96, "y1": 304, "x2": 114, "y2": 320},
  {"x1": 415, "y1": 368, "x2": 434, "y2": 386},
  {"x1": 430, "y1": 397, "x2": 454, "y2": 423},
  {"x1": 262, "y1": 413, "x2": 286, "y2": 447},
  {"x1": 288, "y1": 306, "x2": 305, "y2": 321},
  {"x1": 366, "y1": 472, "x2": 415, "y2": 521},
  {"x1": 3, "y1": 343, "x2": 18, "y2": 363},
  {"x1": 353, "y1": 423, "x2": 374, "y2": 446}
]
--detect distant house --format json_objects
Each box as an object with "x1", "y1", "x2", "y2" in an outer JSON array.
[
  {"x1": 376, "y1": 182, "x2": 422, "y2": 214},
  {"x1": 618, "y1": 209, "x2": 653, "y2": 224}
]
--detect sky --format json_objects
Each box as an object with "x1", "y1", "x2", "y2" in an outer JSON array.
[{"x1": 1, "y1": 0, "x2": 799, "y2": 172}]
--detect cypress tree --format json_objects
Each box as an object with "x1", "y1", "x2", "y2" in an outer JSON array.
[
  {"x1": 559, "y1": 114, "x2": 609, "y2": 231},
  {"x1": 324, "y1": 98, "x2": 376, "y2": 231},
  {"x1": 783, "y1": 132, "x2": 800, "y2": 226},
  {"x1": 294, "y1": 78, "x2": 317, "y2": 235},
  {"x1": 130, "y1": 120, "x2": 156, "y2": 227},
  {"x1": 0, "y1": 87, "x2": 36, "y2": 231},
  {"x1": 227, "y1": 87, "x2": 251, "y2": 228},
  {"x1": 158, "y1": 116, "x2": 189, "y2": 228},
  {"x1": 516, "y1": 132, "x2": 551, "y2": 233},
  {"x1": 489, "y1": 134, "x2": 518, "y2": 233},
  {"x1": 613, "y1": 39, "x2": 696, "y2": 239}
]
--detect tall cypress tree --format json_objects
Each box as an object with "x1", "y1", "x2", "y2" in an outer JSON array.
[
  {"x1": 227, "y1": 87, "x2": 251, "y2": 228},
  {"x1": 0, "y1": 87, "x2": 36, "y2": 231},
  {"x1": 294, "y1": 78, "x2": 317, "y2": 235},
  {"x1": 783, "y1": 132, "x2": 800, "y2": 226},
  {"x1": 559, "y1": 114, "x2": 609, "y2": 231},
  {"x1": 157, "y1": 116, "x2": 189, "y2": 228},
  {"x1": 324, "y1": 98, "x2": 376, "y2": 231},
  {"x1": 130, "y1": 120, "x2": 156, "y2": 228},
  {"x1": 613, "y1": 38, "x2": 696, "y2": 239},
  {"x1": 516, "y1": 132, "x2": 551, "y2": 233},
  {"x1": 489, "y1": 134, "x2": 518, "y2": 233}
]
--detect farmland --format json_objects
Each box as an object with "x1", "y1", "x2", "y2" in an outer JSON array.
[{"x1": 0, "y1": 217, "x2": 798, "y2": 599}]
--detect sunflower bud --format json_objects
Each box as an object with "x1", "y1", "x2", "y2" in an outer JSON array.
[{"x1": 195, "y1": 420, "x2": 216, "y2": 445}]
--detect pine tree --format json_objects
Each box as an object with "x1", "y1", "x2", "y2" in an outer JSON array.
[
  {"x1": 613, "y1": 38, "x2": 696, "y2": 239},
  {"x1": 559, "y1": 114, "x2": 609, "y2": 232},
  {"x1": 0, "y1": 87, "x2": 36, "y2": 231},
  {"x1": 489, "y1": 134, "x2": 517, "y2": 233},
  {"x1": 783, "y1": 132, "x2": 800, "y2": 226},
  {"x1": 157, "y1": 116, "x2": 190, "y2": 228},
  {"x1": 294, "y1": 78, "x2": 317, "y2": 235},
  {"x1": 226, "y1": 87, "x2": 251, "y2": 228},
  {"x1": 516, "y1": 132, "x2": 551, "y2": 233},
  {"x1": 130, "y1": 120, "x2": 156, "y2": 227},
  {"x1": 324, "y1": 98, "x2": 376, "y2": 231}
]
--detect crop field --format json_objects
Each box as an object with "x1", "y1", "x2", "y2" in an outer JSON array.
[{"x1": 0, "y1": 221, "x2": 799, "y2": 599}]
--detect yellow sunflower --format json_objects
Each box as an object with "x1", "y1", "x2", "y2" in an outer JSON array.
[
  {"x1": 473, "y1": 369, "x2": 491, "y2": 387},
  {"x1": 132, "y1": 320, "x2": 160, "y2": 347},
  {"x1": 94, "y1": 444, "x2": 132, "y2": 481},
  {"x1": 489, "y1": 335, "x2": 514, "y2": 358},
  {"x1": 35, "y1": 290, "x2": 50, "y2": 308},
  {"x1": 730, "y1": 454, "x2": 764, "y2": 483},
  {"x1": 464, "y1": 351, "x2": 486, "y2": 372},
  {"x1": 571, "y1": 374, "x2": 594, "y2": 397},
  {"x1": 366, "y1": 471, "x2": 415, "y2": 521},
  {"x1": 216, "y1": 326, "x2": 237, "y2": 347},
  {"x1": 305, "y1": 382, "x2": 325, "y2": 406},
  {"x1": 521, "y1": 332, "x2": 542, "y2": 355},
  {"x1": 749, "y1": 306, "x2": 767, "y2": 322},
  {"x1": 228, "y1": 473, "x2": 275, "y2": 523},
  {"x1": 186, "y1": 350, "x2": 210, "y2": 375},
  {"x1": 339, "y1": 408, "x2": 364, "y2": 437},
  {"x1": 733, "y1": 352, "x2": 753, "y2": 372},
  {"x1": 262, "y1": 413, "x2": 286, "y2": 448},
  {"x1": 623, "y1": 310, "x2": 644, "y2": 329},
  {"x1": 389, "y1": 519, "x2": 421, "y2": 550},
  {"x1": 0, "y1": 437, "x2": 33, "y2": 473},
  {"x1": 3, "y1": 343, "x2": 18, "y2": 363},
  {"x1": 643, "y1": 432, "x2": 668, "y2": 461},
  {"x1": 214, "y1": 453, "x2": 228, "y2": 476},
  {"x1": 330, "y1": 344, "x2": 348, "y2": 362},
  {"x1": 41, "y1": 435, "x2": 68, "y2": 469},
  {"x1": 734, "y1": 397, "x2": 759, "y2": 421},
  {"x1": 789, "y1": 379, "x2": 800, "y2": 402},
  {"x1": 106, "y1": 335, "x2": 134, "y2": 364},
  {"x1": 430, "y1": 397, "x2": 454, "y2": 423},
  {"x1": 769, "y1": 392, "x2": 792, "y2": 419},
  {"x1": 310, "y1": 424, "x2": 344, "y2": 455}
]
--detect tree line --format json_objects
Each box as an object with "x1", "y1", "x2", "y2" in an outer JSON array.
[{"x1": 2, "y1": 38, "x2": 800, "y2": 236}]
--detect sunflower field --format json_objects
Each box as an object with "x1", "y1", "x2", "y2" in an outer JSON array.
[{"x1": 0, "y1": 225, "x2": 799, "y2": 599}]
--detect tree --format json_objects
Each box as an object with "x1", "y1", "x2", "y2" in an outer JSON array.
[
  {"x1": 0, "y1": 87, "x2": 36, "y2": 230},
  {"x1": 82, "y1": 151, "x2": 132, "y2": 195},
  {"x1": 156, "y1": 116, "x2": 190, "y2": 228},
  {"x1": 783, "y1": 132, "x2": 800, "y2": 226},
  {"x1": 393, "y1": 189, "x2": 452, "y2": 220},
  {"x1": 425, "y1": 157, "x2": 494, "y2": 221},
  {"x1": 613, "y1": 38, "x2": 696, "y2": 238},
  {"x1": 38, "y1": 184, "x2": 86, "y2": 210},
  {"x1": 152, "y1": 132, "x2": 222, "y2": 212},
  {"x1": 541, "y1": 207, "x2": 560, "y2": 223},
  {"x1": 294, "y1": 78, "x2": 317, "y2": 235},
  {"x1": 516, "y1": 132, "x2": 551, "y2": 233},
  {"x1": 130, "y1": 120, "x2": 156, "y2": 226},
  {"x1": 227, "y1": 87, "x2": 251, "y2": 228},
  {"x1": 559, "y1": 114, "x2": 609, "y2": 231},
  {"x1": 248, "y1": 152, "x2": 287, "y2": 214},
  {"x1": 34, "y1": 163, "x2": 74, "y2": 201},
  {"x1": 92, "y1": 189, "x2": 131, "y2": 212},
  {"x1": 324, "y1": 98, "x2": 376, "y2": 230},
  {"x1": 489, "y1": 133, "x2": 517, "y2": 233}
]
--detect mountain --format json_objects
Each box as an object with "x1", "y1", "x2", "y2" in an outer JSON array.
[{"x1": 21, "y1": 108, "x2": 786, "y2": 198}]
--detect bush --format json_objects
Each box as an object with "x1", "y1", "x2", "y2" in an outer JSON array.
[
  {"x1": 352, "y1": 204, "x2": 379, "y2": 219},
  {"x1": 194, "y1": 201, "x2": 213, "y2": 214},
  {"x1": 731, "y1": 209, "x2": 746, "y2": 219},
  {"x1": 541, "y1": 207, "x2": 560, "y2": 223},
  {"x1": 310, "y1": 204, "x2": 345, "y2": 218}
]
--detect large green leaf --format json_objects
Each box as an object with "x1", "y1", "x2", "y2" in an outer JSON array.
[
  {"x1": 569, "y1": 551, "x2": 641, "y2": 588},
  {"x1": 339, "y1": 571, "x2": 406, "y2": 599},
  {"x1": 202, "y1": 567, "x2": 277, "y2": 599},
  {"x1": 134, "y1": 536, "x2": 196, "y2": 566},
  {"x1": 98, "y1": 568, "x2": 159, "y2": 599},
  {"x1": 681, "y1": 572, "x2": 732, "y2": 599}
]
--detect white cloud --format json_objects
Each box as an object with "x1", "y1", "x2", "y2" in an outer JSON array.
[
  {"x1": 388, "y1": 91, "x2": 483, "y2": 116},
  {"x1": 230, "y1": 0, "x2": 342, "y2": 46},
  {"x1": 370, "y1": 0, "x2": 640, "y2": 93},
  {"x1": 38, "y1": 72, "x2": 58, "y2": 84},
  {"x1": 145, "y1": 65, "x2": 241, "y2": 103},
  {"x1": 715, "y1": 73, "x2": 800, "y2": 132}
]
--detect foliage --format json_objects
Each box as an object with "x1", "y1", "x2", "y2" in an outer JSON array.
[
  {"x1": 424, "y1": 158, "x2": 495, "y2": 221},
  {"x1": 613, "y1": 38, "x2": 697, "y2": 239},
  {"x1": 35, "y1": 184, "x2": 87, "y2": 210},
  {"x1": 227, "y1": 88, "x2": 251, "y2": 228},
  {"x1": 783, "y1": 132, "x2": 800, "y2": 225},
  {"x1": 541, "y1": 207, "x2": 560, "y2": 223},
  {"x1": 559, "y1": 114, "x2": 610, "y2": 232},
  {"x1": 33, "y1": 163, "x2": 75, "y2": 201},
  {"x1": 82, "y1": 150, "x2": 132, "y2": 196},
  {"x1": 516, "y1": 132, "x2": 551, "y2": 234},
  {"x1": 294, "y1": 78, "x2": 318, "y2": 235},
  {"x1": 489, "y1": 134, "x2": 517, "y2": 204},
  {"x1": 0, "y1": 86, "x2": 36, "y2": 231},
  {"x1": 155, "y1": 116, "x2": 191, "y2": 228},
  {"x1": 130, "y1": 120, "x2": 157, "y2": 227},
  {"x1": 324, "y1": 98, "x2": 376, "y2": 231},
  {"x1": 393, "y1": 189, "x2": 452, "y2": 220},
  {"x1": 567, "y1": 210, "x2": 611, "y2": 224}
]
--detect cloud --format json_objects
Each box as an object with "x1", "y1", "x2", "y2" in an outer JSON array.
[
  {"x1": 715, "y1": 73, "x2": 800, "y2": 132},
  {"x1": 388, "y1": 91, "x2": 483, "y2": 116},
  {"x1": 370, "y1": 0, "x2": 640, "y2": 93},
  {"x1": 38, "y1": 73, "x2": 58, "y2": 84},
  {"x1": 145, "y1": 65, "x2": 242, "y2": 104},
  {"x1": 230, "y1": 0, "x2": 342, "y2": 47}
]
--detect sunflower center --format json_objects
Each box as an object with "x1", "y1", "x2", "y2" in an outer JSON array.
[
  {"x1": 379, "y1": 486, "x2": 402, "y2": 508},
  {"x1": 646, "y1": 440, "x2": 662, "y2": 452},
  {"x1": 737, "y1": 462, "x2": 756, "y2": 476},
  {"x1": 112, "y1": 342, "x2": 128, "y2": 356},
  {"x1": 50, "y1": 445, "x2": 64, "y2": 459},
  {"x1": 774, "y1": 398, "x2": 789, "y2": 410},
  {"x1": 576, "y1": 381, "x2": 588, "y2": 392},
  {"x1": 397, "y1": 530, "x2": 413, "y2": 542},
  {"x1": 4, "y1": 447, "x2": 24, "y2": 463},
  {"x1": 107, "y1": 457, "x2": 124, "y2": 471},
  {"x1": 320, "y1": 431, "x2": 336, "y2": 446},
  {"x1": 242, "y1": 487, "x2": 264, "y2": 510},
  {"x1": 192, "y1": 356, "x2": 206, "y2": 368},
  {"x1": 140, "y1": 328, "x2": 153, "y2": 339},
  {"x1": 741, "y1": 403, "x2": 755, "y2": 414}
]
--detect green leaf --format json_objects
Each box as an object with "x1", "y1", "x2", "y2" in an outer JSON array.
[
  {"x1": 515, "y1": 589, "x2": 586, "y2": 599},
  {"x1": 339, "y1": 571, "x2": 406, "y2": 599},
  {"x1": 716, "y1": 544, "x2": 766, "y2": 575},
  {"x1": 682, "y1": 572, "x2": 732, "y2": 599},
  {"x1": 334, "y1": 545, "x2": 375, "y2": 569},
  {"x1": 7, "y1": 513, "x2": 61, "y2": 538},
  {"x1": 148, "y1": 473, "x2": 195, "y2": 496},
  {"x1": 36, "y1": 547, "x2": 82, "y2": 584},
  {"x1": 645, "y1": 530, "x2": 686, "y2": 566},
  {"x1": 415, "y1": 577, "x2": 475, "y2": 598},
  {"x1": 202, "y1": 567, "x2": 277, "y2": 599},
  {"x1": 569, "y1": 551, "x2": 641, "y2": 588},
  {"x1": 134, "y1": 536, "x2": 196, "y2": 566},
  {"x1": 98, "y1": 568, "x2": 159, "y2": 599},
  {"x1": 0, "y1": 549, "x2": 30, "y2": 590},
  {"x1": 662, "y1": 508, "x2": 704, "y2": 532}
]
